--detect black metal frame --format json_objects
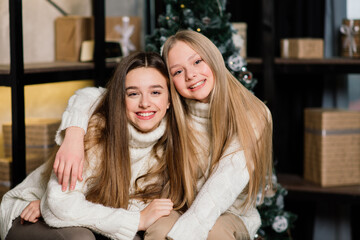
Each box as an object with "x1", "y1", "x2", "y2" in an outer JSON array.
[
  {"x1": 9, "y1": 0, "x2": 26, "y2": 187},
  {"x1": 4, "y1": 0, "x2": 106, "y2": 187}
]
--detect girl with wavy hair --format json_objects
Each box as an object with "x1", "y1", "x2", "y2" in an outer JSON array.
[{"x1": 1, "y1": 52, "x2": 186, "y2": 240}]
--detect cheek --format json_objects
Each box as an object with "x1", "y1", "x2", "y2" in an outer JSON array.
[
  {"x1": 125, "y1": 100, "x2": 135, "y2": 117},
  {"x1": 172, "y1": 78, "x2": 186, "y2": 92},
  {"x1": 159, "y1": 97, "x2": 170, "y2": 112}
]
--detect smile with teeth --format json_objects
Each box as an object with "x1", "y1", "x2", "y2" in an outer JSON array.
[
  {"x1": 137, "y1": 112, "x2": 155, "y2": 117},
  {"x1": 189, "y1": 80, "x2": 205, "y2": 89}
]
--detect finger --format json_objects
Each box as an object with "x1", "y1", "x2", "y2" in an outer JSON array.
[
  {"x1": 20, "y1": 206, "x2": 30, "y2": 219},
  {"x1": 57, "y1": 159, "x2": 65, "y2": 185},
  {"x1": 53, "y1": 155, "x2": 60, "y2": 175},
  {"x1": 70, "y1": 164, "x2": 78, "y2": 191},
  {"x1": 61, "y1": 163, "x2": 72, "y2": 191},
  {"x1": 78, "y1": 159, "x2": 84, "y2": 182},
  {"x1": 22, "y1": 210, "x2": 33, "y2": 222},
  {"x1": 28, "y1": 213, "x2": 39, "y2": 223}
]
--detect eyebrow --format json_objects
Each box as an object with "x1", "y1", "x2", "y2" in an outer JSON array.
[
  {"x1": 125, "y1": 85, "x2": 165, "y2": 91},
  {"x1": 169, "y1": 53, "x2": 198, "y2": 70}
]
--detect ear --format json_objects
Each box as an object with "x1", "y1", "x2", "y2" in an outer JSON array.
[{"x1": 167, "y1": 102, "x2": 170, "y2": 109}]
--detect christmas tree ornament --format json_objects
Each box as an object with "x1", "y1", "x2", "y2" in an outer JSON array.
[
  {"x1": 239, "y1": 66, "x2": 253, "y2": 84},
  {"x1": 202, "y1": 17, "x2": 211, "y2": 25},
  {"x1": 227, "y1": 53, "x2": 245, "y2": 71},
  {"x1": 272, "y1": 216, "x2": 289, "y2": 233}
]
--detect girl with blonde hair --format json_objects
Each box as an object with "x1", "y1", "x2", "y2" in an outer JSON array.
[
  {"x1": 53, "y1": 30, "x2": 273, "y2": 240},
  {"x1": 0, "y1": 52, "x2": 186, "y2": 240}
]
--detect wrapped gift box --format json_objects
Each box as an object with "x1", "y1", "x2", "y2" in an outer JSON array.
[
  {"x1": 304, "y1": 108, "x2": 360, "y2": 187},
  {"x1": 3, "y1": 118, "x2": 60, "y2": 166},
  {"x1": 281, "y1": 38, "x2": 324, "y2": 59},
  {"x1": 55, "y1": 16, "x2": 94, "y2": 62}
]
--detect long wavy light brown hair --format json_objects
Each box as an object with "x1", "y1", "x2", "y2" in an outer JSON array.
[
  {"x1": 162, "y1": 30, "x2": 273, "y2": 209},
  {"x1": 44, "y1": 52, "x2": 186, "y2": 210},
  {"x1": 84, "y1": 52, "x2": 188, "y2": 209}
]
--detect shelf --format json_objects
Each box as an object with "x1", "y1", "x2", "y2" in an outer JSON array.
[
  {"x1": 0, "y1": 61, "x2": 118, "y2": 86},
  {"x1": 278, "y1": 173, "x2": 360, "y2": 204},
  {"x1": 246, "y1": 57, "x2": 360, "y2": 75},
  {"x1": 3, "y1": 57, "x2": 358, "y2": 86}
]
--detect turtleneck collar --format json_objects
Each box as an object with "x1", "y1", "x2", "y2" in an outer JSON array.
[
  {"x1": 185, "y1": 99, "x2": 210, "y2": 119},
  {"x1": 128, "y1": 118, "x2": 166, "y2": 149}
]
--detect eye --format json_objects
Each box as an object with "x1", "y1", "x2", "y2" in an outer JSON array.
[
  {"x1": 172, "y1": 69, "x2": 182, "y2": 76},
  {"x1": 195, "y1": 59, "x2": 202, "y2": 65},
  {"x1": 127, "y1": 92, "x2": 138, "y2": 97},
  {"x1": 152, "y1": 91, "x2": 161, "y2": 95}
]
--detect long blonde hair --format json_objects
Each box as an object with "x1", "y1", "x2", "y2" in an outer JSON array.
[{"x1": 162, "y1": 30, "x2": 273, "y2": 209}]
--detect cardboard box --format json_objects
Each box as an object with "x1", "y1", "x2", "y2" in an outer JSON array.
[
  {"x1": 281, "y1": 38, "x2": 324, "y2": 59},
  {"x1": 3, "y1": 118, "x2": 60, "y2": 164},
  {"x1": 0, "y1": 156, "x2": 44, "y2": 182},
  {"x1": 232, "y1": 22, "x2": 247, "y2": 58},
  {"x1": 55, "y1": 16, "x2": 94, "y2": 62},
  {"x1": 55, "y1": 16, "x2": 141, "y2": 61},
  {"x1": 304, "y1": 108, "x2": 360, "y2": 187},
  {"x1": 106, "y1": 16, "x2": 142, "y2": 56},
  {"x1": 0, "y1": 158, "x2": 11, "y2": 182},
  {"x1": 0, "y1": 181, "x2": 10, "y2": 202}
]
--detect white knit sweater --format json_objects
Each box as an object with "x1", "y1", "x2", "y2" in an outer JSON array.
[
  {"x1": 166, "y1": 100, "x2": 261, "y2": 240},
  {"x1": 50, "y1": 87, "x2": 261, "y2": 239},
  {"x1": 41, "y1": 119, "x2": 166, "y2": 240},
  {"x1": 0, "y1": 164, "x2": 47, "y2": 240},
  {"x1": 0, "y1": 85, "x2": 166, "y2": 239}
]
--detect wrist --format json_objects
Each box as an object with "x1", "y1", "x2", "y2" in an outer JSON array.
[
  {"x1": 138, "y1": 212, "x2": 145, "y2": 231},
  {"x1": 65, "y1": 126, "x2": 85, "y2": 136}
]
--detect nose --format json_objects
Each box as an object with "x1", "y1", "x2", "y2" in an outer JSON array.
[
  {"x1": 139, "y1": 94, "x2": 150, "y2": 108},
  {"x1": 185, "y1": 68, "x2": 196, "y2": 81}
]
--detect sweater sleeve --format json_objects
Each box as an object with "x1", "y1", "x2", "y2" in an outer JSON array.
[
  {"x1": 41, "y1": 171, "x2": 140, "y2": 240},
  {"x1": 0, "y1": 164, "x2": 47, "y2": 240},
  {"x1": 167, "y1": 142, "x2": 249, "y2": 240},
  {"x1": 55, "y1": 87, "x2": 105, "y2": 145}
]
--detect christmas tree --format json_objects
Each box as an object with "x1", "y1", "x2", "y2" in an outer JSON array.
[
  {"x1": 145, "y1": 0, "x2": 297, "y2": 239},
  {"x1": 145, "y1": 0, "x2": 256, "y2": 90}
]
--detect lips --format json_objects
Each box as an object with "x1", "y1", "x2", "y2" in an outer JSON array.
[
  {"x1": 189, "y1": 79, "x2": 206, "y2": 90},
  {"x1": 136, "y1": 111, "x2": 156, "y2": 120}
]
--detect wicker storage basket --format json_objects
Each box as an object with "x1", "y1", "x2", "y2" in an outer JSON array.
[
  {"x1": 2, "y1": 118, "x2": 60, "y2": 171},
  {"x1": 304, "y1": 108, "x2": 360, "y2": 187}
]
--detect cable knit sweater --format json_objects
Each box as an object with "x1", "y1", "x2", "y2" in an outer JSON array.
[
  {"x1": 166, "y1": 100, "x2": 261, "y2": 240},
  {"x1": 0, "y1": 164, "x2": 47, "y2": 240},
  {"x1": 41, "y1": 119, "x2": 166, "y2": 240},
  {"x1": 52, "y1": 87, "x2": 261, "y2": 240},
  {"x1": 0, "y1": 88, "x2": 167, "y2": 240}
]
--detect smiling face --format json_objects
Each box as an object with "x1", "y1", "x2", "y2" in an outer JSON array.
[
  {"x1": 125, "y1": 67, "x2": 170, "y2": 133},
  {"x1": 167, "y1": 41, "x2": 215, "y2": 103}
]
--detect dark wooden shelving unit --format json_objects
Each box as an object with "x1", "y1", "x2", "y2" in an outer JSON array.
[
  {"x1": 1, "y1": 0, "x2": 108, "y2": 188},
  {"x1": 0, "y1": 61, "x2": 117, "y2": 86},
  {"x1": 278, "y1": 174, "x2": 360, "y2": 203}
]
